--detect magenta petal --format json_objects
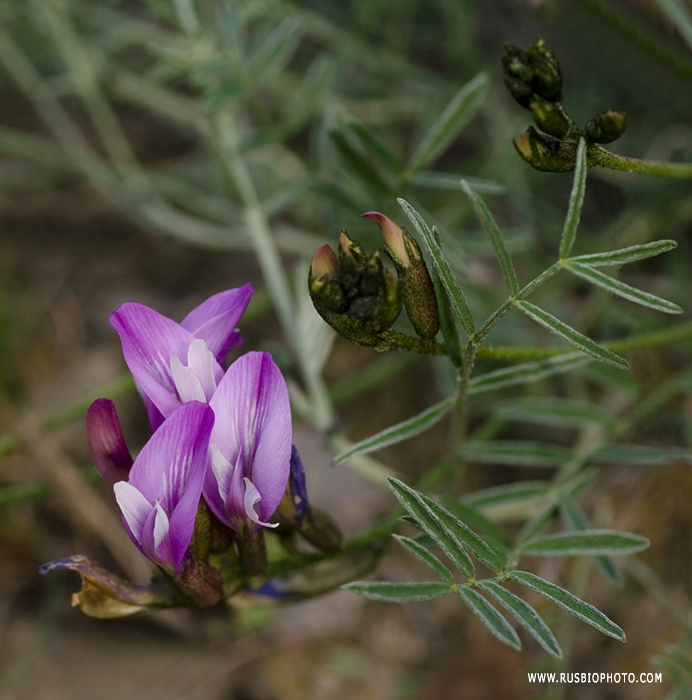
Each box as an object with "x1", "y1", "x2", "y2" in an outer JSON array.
[
  {"x1": 118, "y1": 401, "x2": 214, "y2": 575},
  {"x1": 205, "y1": 352, "x2": 292, "y2": 529},
  {"x1": 110, "y1": 303, "x2": 196, "y2": 419},
  {"x1": 86, "y1": 399, "x2": 133, "y2": 486},
  {"x1": 181, "y1": 284, "x2": 253, "y2": 361}
]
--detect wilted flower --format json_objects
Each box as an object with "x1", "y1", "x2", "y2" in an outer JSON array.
[
  {"x1": 110, "y1": 285, "x2": 252, "y2": 430},
  {"x1": 113, "y1": 401, "x2": 214, "y2": 577}
]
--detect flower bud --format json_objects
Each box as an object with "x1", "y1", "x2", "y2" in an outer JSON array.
[
  {"x1": 502, "y1": 39, "x2": 563, "y2": 108},
  {"x1": 585, "y1": 109, "x2": 627, "y2": 144},
  {"x1": 362, "y1": 212, "x2": 439, "y2": 339},
  {"x1": 236, "y1": 528, "x2": 268, "y2": 575},
  {"x1": 514, "y1": 127, "x2": 580, "y2": 173},
  {"x1": 86, "y1": 399, "x2": 133, "y2": 487},
  {"x1": 309, "y1": 244, "x2": 348, "y2": 315},
  {"x1": 530, "y1": 97, "x2": 572, "y2": 139},
  {"x1": 177, "y1": 556, "x2": 224, "y2": 607},
  {"x1": 298, "y1": 507, "x2": 344, "y2": 552},
  {"x1": 309, "y1": 233, "x2": 402, "y2": 346}
]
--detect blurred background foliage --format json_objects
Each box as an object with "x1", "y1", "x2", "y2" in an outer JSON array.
[{"x1": 1, "y1": 0, "x2": 692, "y2": 699}]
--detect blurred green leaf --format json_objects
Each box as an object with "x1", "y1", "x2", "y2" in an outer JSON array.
[
  {"x1": 461, "y1": 440, "x2": 572, "y2": 468},
  {"x1": 558, "y1": 493, "x2": 623, "y2": 586},
  {"x1": 398, "y1": 198, "x2": 475, "y2": 336},
  {"x1": 516, "y1": 301, "x2": 629, "y2": 369},
  {"x1": 461, "y1": 180, "x2": 519, "y2": 295},
  {"x1": 509, "y1": 570, "x2": 626, "y2": 641},
  {"x1": 522, "y1": 530, "x2": 650, "y2": 556},
  {"x1": 478, "y1": 580, "x2": 562, "y2": 658},
  {"x1": 408, "y1": 72, "x2": 488, "y2": 171},
  {"x1": 343, "y1": 581, "x2": 450, "y2": 602},
  {"x1": 463, "y1": 481, "x2": 550, "y2": 510},
  {"x1": 285, "y1": 55, "x2": 336, "y2": 131},
  {"x1": 654, "y1": 0, "x2": 692, "y2": 51},
  {"x1": 590, "y1": 443, "x2": 692, "y2": 465},
  {"x1": 334, "y1": 395, "x2": 455, "y2": 464},
  {"x1": 566, "y1": 261, "x2": 683, "y2": 314},
  {"x1": 469, "y1": 353, "x2": 590, "y2": 394},
  {"x1": 246, "y1": 18, "x2": 304, "y2": 82},
  {"x1": 411, "y1": 171, "x2": 505, "y2": 194},
  {"x1": 569, "y1": 240, "x2": 677, "y2": 267},
  {"x1": 394, "y1": 535, "x2": 455, "y2": 585},
  {"x1": 345, "y1": 120, "x2": 403, "y2": 175},
  {"x1": 559, "y1": 138, "x2": 587, "y2": 259},
  {"x1": 329, "y1": 128, "x2": 391, "y2": 198},
  {"x1": 457, "y1": 586, "x2": 521, "y2": 650},
  {"x1": 496, "y1": 397, "x2": 610, "y2": 428}
]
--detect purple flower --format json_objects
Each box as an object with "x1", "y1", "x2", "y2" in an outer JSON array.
[
  {"x1": 204, "y1": 351, "x2": 292, "y2": 534},
  {"x1": 113, "y1": 401, "x2": 215, "y2": 576},
  {"x1": 86, "y1": 398, "x2": 134, "y2": 487},
  {"x1": 110, "y1": 285, "x2": 252, "y2": 430}
]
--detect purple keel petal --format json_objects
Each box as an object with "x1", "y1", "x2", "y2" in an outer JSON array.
[
  {"x1": 116, "y1": 401, "x2": 215, "y2": 575},
  {"x1": 181, "y1": 284, "x2": 253, "y2": 362},
  {"x1": 205, "y1": 352, "x2": 292, "y2": 530},
  {"x1": 86, "y1": 399, "x2": 133, "y2": 486}
]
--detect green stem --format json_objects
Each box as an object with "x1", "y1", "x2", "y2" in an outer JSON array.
[
  {"x1": 374, "y1": 330, "x2": 447, "y2": 355},
  {"x1": 591, "y1": 144, "x2": 692, "y2": 178},
  {"x1": 208, "y1": 110, "x2": 335, "y2": 431}
]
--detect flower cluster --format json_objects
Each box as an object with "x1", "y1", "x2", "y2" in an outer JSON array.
[
  {"x1": 92, "y1": 284, "x2": 296, "y2": 577},
  {"x1": 42, "y1": 284, "x2": 348, "y2": 615}
]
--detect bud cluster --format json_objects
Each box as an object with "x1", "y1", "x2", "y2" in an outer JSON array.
[
  {"x1": 503, "y1": 39, "x2": 627, "y2": 172},
  {"x1": 309, "y1": 213, "x2": 440, "y2": 351}
]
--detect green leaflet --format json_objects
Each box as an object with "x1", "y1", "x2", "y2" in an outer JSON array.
[
  {"x1": 457, "y1": 586, "x2": 521, "y2": 650},
  {"x1": 516, "y1": 300, "x2": 629, "y2": 369},
  {"x1": 387, "y1": 478, "x2": 475, "y2": 577},
  {"x1": 559, "y1": 138, "x2": 587, "y2": 259},
  {"x1": 478, "y1": 580, "x2": 562, "y2": 658},
  {"x1": 522, "y1": 529, "x2": 650, "y2": 556},
  {"x1": 461, "y1": 179, "x2": 519, "y2": 295},
  {"x1": 387, "y1": 478, "x2": 504, "y2": 574},
  {"x1": 566, "y1": 261, "x2": 683, "y2": 314},
  {"x1": 468, "y1": 353, "x2": 590, "y2": 394},
  {"x1": 342, "y1": 581, "x2": 451, "y2": 603},
  {"x1": 509, "y1": 570, "x2": 626, "y2": 642},
  {"x1": 558, "y1": 493, "x2": 622, "y2": 586},
  {"x1": 569, "y1": 240, "x2": 677, "y2": 267},
  {"x1": 394, "y1": 535, "x2": 455, "y2": 585}
]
